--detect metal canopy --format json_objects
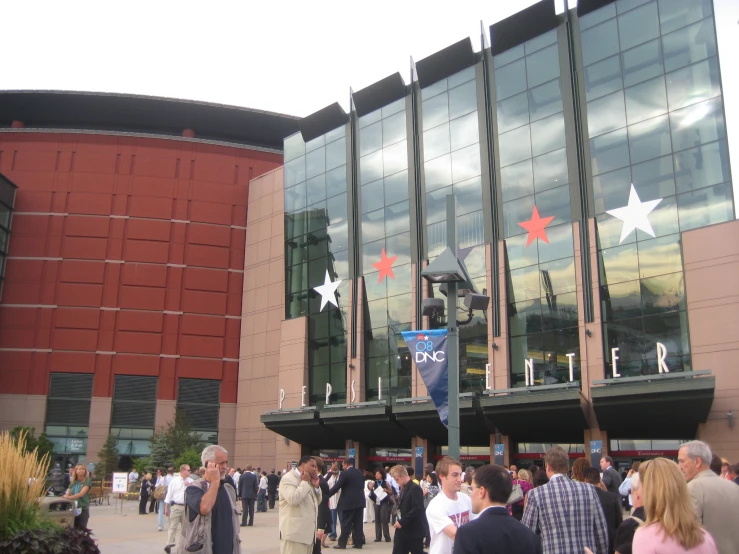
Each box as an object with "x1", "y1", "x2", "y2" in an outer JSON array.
[
  {"x1": 490, "y1": 0, "x2": 560, "y2": 56},
  {"x1": 479, "y1": 386, "x2": 588, "y2": 442},
  {"x1": 299, "y1": 102, "x2": 349, "y2": 143},
  {"x1": 392, "y1": 396, "x2": 494, "y2": 446},
  {"x1": 319, "y1": 403, "x2": 412, "y2": 447},
  {"x1": 352, "y1": 73, "x2": 407, "y2": 117},
  {"x1": 415, "y1": 38, "x2": 477, "y2": 89},
  {"x1": 261, "y1": 409, "x2": 345, "y2": 449},
  {"x1": 591, "y1": 374, "x2": 715, "y2": 439},
  {"x1": 0, "y1": 90, "x2": 299, "y2": 151}
]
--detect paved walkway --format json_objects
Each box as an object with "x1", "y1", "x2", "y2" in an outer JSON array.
[{"x1": 90, "y1": 499, "x2": 394, "y2": 554}]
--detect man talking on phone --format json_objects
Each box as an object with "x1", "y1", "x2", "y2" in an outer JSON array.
[
  {"x1": 177, "y1": 445, "x2": 241, "y2": 554},
  {"x1": 279, "y1": 455, "x2": 323, "y2": 554}
]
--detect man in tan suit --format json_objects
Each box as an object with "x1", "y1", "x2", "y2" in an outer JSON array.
[
  {"x1": 279, "y1": 455, "x2": 322, "y2": 554},
  {"x1": 679, "y1": 440, "x2": 739, "y2": 554}
]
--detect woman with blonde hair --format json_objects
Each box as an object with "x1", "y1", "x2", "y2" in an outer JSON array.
[
  {"x1": 632, "y1": 457, "x2": 717, "y2": 553},
  {"x1": 63, "y1": 463, "x2": 92, "y2": 529}
]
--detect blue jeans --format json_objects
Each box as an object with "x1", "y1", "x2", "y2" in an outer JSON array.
[
  {"x1": 329, "y1": 508, "x2": 338, "y2": 538},
  {"x1": 257, "y1": 489, "x2": 267, "y2": 512}
]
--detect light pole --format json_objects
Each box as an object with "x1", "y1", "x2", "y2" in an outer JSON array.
[{"x1": 420, "y1": 195, "x2": 470, "y2": 462}]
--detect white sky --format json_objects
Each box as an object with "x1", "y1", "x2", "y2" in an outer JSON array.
[{"x1": 2, "y1": 0, "x2": 540, "y2": 117}]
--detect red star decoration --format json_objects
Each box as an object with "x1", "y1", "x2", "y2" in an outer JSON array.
[
  {"x1": 372, "y1": 248, "x2": 398, "y2": 283},
  {"x1": 518, "y1": 205, "x2": 555, "y2": 247}
]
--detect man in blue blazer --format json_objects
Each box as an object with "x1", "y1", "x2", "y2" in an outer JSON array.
[{"x1": 455, "y1": 464, "x2": 541, "y2": 554}]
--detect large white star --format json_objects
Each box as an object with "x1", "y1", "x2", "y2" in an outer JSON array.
[
  {"x1": 606, "y1": 184, "x2": 662, "y2": 243},
  {"x1": 313, "y1": 271, "x2": 342, "y2": 311}
]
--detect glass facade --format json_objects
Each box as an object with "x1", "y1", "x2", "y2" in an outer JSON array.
[
  {"x1": 494, "y1": 30, "x2": 581, "y2": 388},
  {"x1": 281, "y1": 0, "x2": 734, "y2": 405},
  {"x1": 421, "y1": 67, "x2": 488, "y2": 393},
  {"x1": 359, "y1": 98, "x2": 413, "y2": 401},
  {"x1": 284, "y1": 128, "x2": 349, "y2": 406},
  {"x1": 0, "y1": 174, "x2": 17, "y2": 290},
  {"x1": 580, "y1": 0, "x2": 731, "y2": 377}
]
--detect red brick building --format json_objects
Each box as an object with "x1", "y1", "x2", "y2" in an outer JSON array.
[{"x1": 0, "y1": 91, "x2": 298, "y2": 469}]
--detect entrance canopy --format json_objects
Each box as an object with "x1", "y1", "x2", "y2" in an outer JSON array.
[
  {"x1": 591, "y1": 370, "x2": 715, "y2": 439},
  {"x1": 392, "y1": 394, "x2": 494, "y2": 446},
  {"x1": 261, "y1": 407, "x2": 345, "y2": 449},
  {"x1": 320, "y1": 401, "x2": 413, "y2": 448},
  {"x1": 479, "y1": 383, "x2": 588, "y2": 443}
]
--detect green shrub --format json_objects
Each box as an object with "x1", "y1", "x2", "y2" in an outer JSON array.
[
  {"x1": 174, "y1": 448, "x2": 202, "y2": 473},
  {"x1": 0, "y1": 526, "x2": 100, "y2": 553}
]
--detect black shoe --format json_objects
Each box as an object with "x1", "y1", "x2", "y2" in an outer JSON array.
[
  {"x1": 374, "y1": 539, "x2": 381, "y2": 543},
  {"x1": 386, "y1": 539, "x2": 391, "y2": 542},
  {"x1": 240, "y1": 524, "x2": 247, "y2": 527},
  {"x1": 164, "y1": 546, "x2": 175, "y2": 554}
]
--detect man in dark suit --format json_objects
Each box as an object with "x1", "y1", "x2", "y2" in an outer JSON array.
[
  {"x1": 599, "y1": 456, "x2": 623, "y2": 496},
  {"x1": 327, "y1": 457, "x2": 366, "y2": 549},
  {"x1": 389, "y1": 465, "x2": 425, "y2": 554},
  {"x1": 455, "y1": 464, "x2": 541, "y2": 554},
  {"x1": 267, "y1": 469, "x2": 280, "y2": 509},
  {"x1": 522, "y1": 446, "x2": 608, "y2": 554},
  {"x1": 584, "y1": 468, "x2": 622, "y2": 554},
  {"x1": 238, "y1": 464, "x2": 258, "y2": 526}
]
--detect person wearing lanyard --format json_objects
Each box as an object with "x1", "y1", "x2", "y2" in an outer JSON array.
[
  {"x1": 63, "y1": 464, "x2": 92, "y2": 530},
  {"x1": 163, "y1": 464, "x2": 193, "y2": 554},
  {"x1": 455, "y1": 465, "x2": 541, "y2": 554}
]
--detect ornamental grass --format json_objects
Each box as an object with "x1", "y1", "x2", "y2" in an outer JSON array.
[{"x1": 0, "y1": 430, "x2": 51, "y2": 539}]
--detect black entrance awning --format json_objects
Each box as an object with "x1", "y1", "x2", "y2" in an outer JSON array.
[
  {"x1": 261, "y1": 408, "x2": 345, "y2": 449},
  {"x1": 319, "y1": 401, "x2": 412, "y2": 448},
  {"x1": 479, "y1": 384, "x2": 588, "y2": 442},
  {"x1": 591, "y1": 371, "x2": 715, "y2": 439},
  {"x1": 392, "y1": 395, "x2": 494, "y2": 446}
]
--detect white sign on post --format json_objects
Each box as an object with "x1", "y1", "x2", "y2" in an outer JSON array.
[{"x1": 112, "y1": 473, "x2": 128, "y2": 493}]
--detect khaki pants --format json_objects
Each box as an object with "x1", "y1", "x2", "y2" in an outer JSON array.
[
  {"x1": 167, "y1": 504, "x2": 185, "y2": 546},
  {"x1": 280, "y1": 540, "x2": 313, "y2": 554}
]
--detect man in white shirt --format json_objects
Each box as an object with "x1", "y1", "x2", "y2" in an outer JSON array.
[
  {"x1": 163, "y1": 464, "x2": 193, "y2": 553},
  {"x1": 426, "y1": 456, "x2": 476, "y2": 554},
  {"x1": 233, "y1": 468, "x2": 241, "y2": 490},
  {"x1": 128, "y1": 468, "x2": 139, "y2": 493}
]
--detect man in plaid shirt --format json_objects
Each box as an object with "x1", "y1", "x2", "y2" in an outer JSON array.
[{"x1": 522, "y1": 446, "x2": 609, "y2": 554}]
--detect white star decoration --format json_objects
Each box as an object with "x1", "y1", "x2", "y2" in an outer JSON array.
[
  {"x1": 606, "y1": 184, "x2": 662, "y2": 243},
  {"x1": 313, "y1": 271, "x2": 342, "y2": 312}
]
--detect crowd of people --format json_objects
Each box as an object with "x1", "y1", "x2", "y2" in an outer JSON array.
[{"x1": 51, "y1": 438, "x2": 739, "y2": 554}]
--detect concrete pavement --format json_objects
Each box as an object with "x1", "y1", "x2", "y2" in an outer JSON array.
[{"x1": 89, "y1": 499, "x2": 395, "y2": 554}]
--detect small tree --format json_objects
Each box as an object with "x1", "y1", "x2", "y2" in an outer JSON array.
[
  {"x1": 149, "y1": 432, "x2": 173, "y2": 469},
  {"x1": 10, "y1": 426, "x2": 54, "y2": 463},
  {"x1": 164, "y1": 409, "x2": 203, "y2": 459},
  {"x1": 174, "y1": 448, "x2": 202, "y2": 474},
  {"x1": 97, "y1": 434, "x2": 119, "y2": 480},
  {"x1": 134, "y1": 456, "x2": 152, "y2": 476}
]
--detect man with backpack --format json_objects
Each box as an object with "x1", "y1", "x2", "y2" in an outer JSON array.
[{"x1": 176, "y1": 445, "x2": 241, "y2": 554}]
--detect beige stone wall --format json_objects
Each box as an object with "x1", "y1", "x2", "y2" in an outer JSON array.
[
  {"x1": 683, "y1": 219, "x2": 739, "y2": 462},
  {"x1": 0, "y1": 394, "x2": 46, "y2": 433},
  {"x1": 86, "y1": 397, "x2": 112, "y2": 464},
  {"x1": 154, "y1": 399, "x2": 176, "y2": 432},
  {"x1": 235, "y1": 167, "x2": 300, "y2": 469}
]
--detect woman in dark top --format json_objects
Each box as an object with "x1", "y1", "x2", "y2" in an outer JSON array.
[
  {"x1": 312, "y1": 458, "x2": 332, "y2": 554},
  {"x1": 368, "y1": 468, "x2": 394, "y2": 543},
  {"x1": 139, "y1": 472, "x2": 153, "y2": 514}
]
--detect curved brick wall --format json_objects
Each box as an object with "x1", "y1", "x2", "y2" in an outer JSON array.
[{"x1": 0, "y1": 133, "x2": 280, "y2": 407}]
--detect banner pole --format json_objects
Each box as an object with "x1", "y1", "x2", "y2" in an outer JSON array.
[{"x1": 446, "y1": 194, "x2": 460, "y2": 462}]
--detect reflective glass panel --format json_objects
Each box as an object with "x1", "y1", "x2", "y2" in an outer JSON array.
[
  {"x1": 424, "y1": 123, "x2": 450, "y2": 161},
  {"x1": 617, "y1": 1, "x2": 660, "y2": 51},
  {"x1": 622, "y1": 39, "x2": 664, "y2": 88},
  {"x1": 449, "y1": 80, "x2": 478, "y2": 121},
  {"x1": 497, "y1": 92, "x2": 529, "y2": 134},
  {"x1": 666, "y1": 58, "x2": 721, "y2": 112},
  {"x1": 495, "y1": 58, "x2": 527, "y2": 101},
  {"x1": 670, "y1": 98, "x2": 725, "y2": 154},
  {"x1": 531, "y1": 113, "x2": 566, "y2": 156},
  {"x1": 674, "y1": 140, "x2": 730, "y2": 193},
  {"x1": 450, "y1": 112, "x2": 480, "y2": 152},
  {"x1": 581, "y1": 19, "x2": 620, "y2": 66},
  {"x1": 501, "y1": 160, "x2": 534, "y2": 202},
  {"x1": 423, "y1": 94, "x2": 449, "y2": 130},
  {"x1": 424, "y1": 154, "x2": 452, "y2": 192},
  {"x1": 383, "y1": 111, "x2": 406, "y2": 148},
  {"x1": 526, "y1": 45, "x2": 560, "y2": 89},
  {"x1": 585, "y1": 55, "x2": 623, "y2": 101},
  {"x1": 451, "y1": 144, "x2": 481, "y2": 183},
  {"x1": 528, "y1": 80, "x2": 563, "y2": 123},
  {"x1": 533, "y1": 148, "x2": 568, "y2": 193},
  {"x1": 662, "y1": 18, "x2": 717, "y2": 73},
  {"x1": 677, "y1": 182, "x2": 733, "y2": 231},
  {"x1": 590, "y1": 128, "x2": 631, "y2": 175},
  {"x1": 588, "y1": 91, "x2": 626, "y2": 138},
  {"x1": 499, "y1": 125, "x2": 532, "y2": 167},
  {"x1": 625, "y1": 76, "x2": 667, "y2": 125}
]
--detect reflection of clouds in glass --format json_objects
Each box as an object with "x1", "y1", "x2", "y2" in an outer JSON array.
[{"x1": 531, "y1": 113, "x2": 566, "y2": 157}]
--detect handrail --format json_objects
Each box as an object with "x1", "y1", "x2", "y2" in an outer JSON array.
[
  {"x1": 322, "y1": 400, "x2": 387, "y2": 410},
  {"x1": 262, "y1": 406, "x2": 317, "y2": 415},
  {"x1": 592, "y1": 370, "x2": 712, "y2": 386}
]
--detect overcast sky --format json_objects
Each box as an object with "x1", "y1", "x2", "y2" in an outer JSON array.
[{"x1": 3, "y1": 0, "x2": 543, "y2": 117}]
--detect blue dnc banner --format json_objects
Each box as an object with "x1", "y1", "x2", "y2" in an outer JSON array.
[{"x1": 401, "y1": 329, "x2": 449, "y2": 427}]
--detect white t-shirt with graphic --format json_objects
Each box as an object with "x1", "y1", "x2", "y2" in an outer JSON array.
[{"x1": 426, "y1": 491, "x2": 476, "y2": 554}]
